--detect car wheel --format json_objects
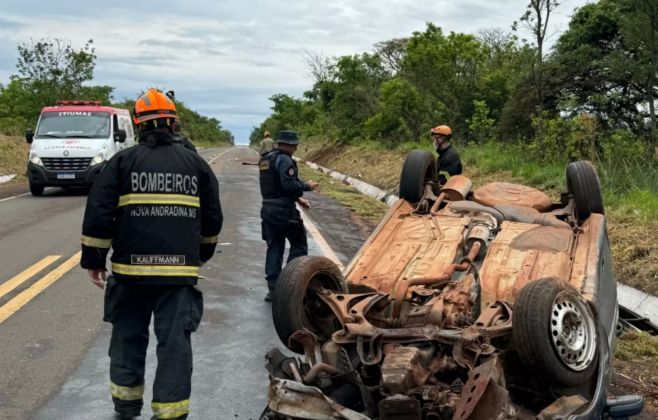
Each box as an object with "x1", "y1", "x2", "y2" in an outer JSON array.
[
  {"x1": 399, "y1": 150, "x2": 438, "y2": 203},
  {"x1": 29, "y1": 184, "x2": 44, "y2": 197},
  {"x1": 272, "y1": 256, "x2": 348, "y2": 354},
  {"x1": 567, "y1": 161, "x2": 604, "y2": 222},
  {"x1": 513, "y1": 278, "x2": 598, "y2": 387}
]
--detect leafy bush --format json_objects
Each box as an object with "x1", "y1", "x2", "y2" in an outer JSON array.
[
  {"x1": 468, "y1": 101, "x2": 496, "y2": 143},
  {"x1": 600, "y1": 130, "x2": 646, "y2": 161},
  {"x1": 528, "y1": 113, "x2": 599, "y2": 163},
  {"x1": 0, "y1": 117, "x2": 29, "y2": 136}
]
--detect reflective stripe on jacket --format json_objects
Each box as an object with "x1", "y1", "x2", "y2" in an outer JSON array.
[{"x1": 80, "y1": 130, "x2": 223, "y2": 285}]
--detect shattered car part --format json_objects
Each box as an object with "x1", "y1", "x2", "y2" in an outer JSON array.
[
  {"x1": 538, "y1": 395, "x2": 589, "y2": 420},
  {"x1": 291, "y1": 329, "x2": 324, "y2": 366},
  {"x1": 268, "y1": 379, "x2": 370, "y2": 420},
  {"x1": 381, "y1": 345, "x2": 438, "y2": 395},
  {"x1": 378, "y1": 394, "x2": 422, "y2": 420}
]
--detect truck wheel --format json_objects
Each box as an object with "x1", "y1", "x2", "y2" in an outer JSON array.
[
  {"x1": 399, "y1": 150, "x2": 437, "y2": 203},
  {"x1": 30, "y1": 184, "x2": 44, "y2": 197},
  {"x1": 273, "y1": 256, "x2": 348, "y2": 354},
  {"x1": 567, "y1": 161, "x2": 604, "y2": 222},
  {"x1": 513, "y1": 278, "x2": 598, "y2": 387}
]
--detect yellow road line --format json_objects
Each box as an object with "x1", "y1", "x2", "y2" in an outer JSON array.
[
  {"x1": 0, "y1": 255, "x2": 61, "y2": 300},
  {"x1": 207, "y1": 148, "x2": 235, "y2": 164},
  {"x1": 0, "y1": 252, "x2": 81, "y2": 325},
  {"x1": 296, "y1": 204, "x2": 345, "y2": 271}
]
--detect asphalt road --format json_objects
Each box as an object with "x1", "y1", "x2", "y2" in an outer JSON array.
[{"x1": 0, "y1": 146, "x2": 354, "y2": 420}]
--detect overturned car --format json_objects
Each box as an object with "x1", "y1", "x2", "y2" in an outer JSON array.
[{"x1": 261, "y1": 151, "x2": 644, "y2": 420}]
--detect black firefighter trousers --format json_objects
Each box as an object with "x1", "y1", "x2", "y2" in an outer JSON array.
[{"x1": 104, "y1": 276, "x2": 203, "y2": 419}]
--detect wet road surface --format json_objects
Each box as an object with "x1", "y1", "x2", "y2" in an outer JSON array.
[{"x1": 0, "y1": 146, "x2": 359, "y2": 419}]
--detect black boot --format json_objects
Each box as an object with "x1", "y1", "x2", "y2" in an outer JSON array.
[
  {"x1": 264, "y1": 288, "x2": 274, "y2": 302},
  {"x1": 115, "y1": 413, "x2": 138, "y2": 419}
]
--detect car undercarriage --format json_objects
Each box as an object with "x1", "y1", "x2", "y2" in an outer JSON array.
[{"x1": 260, "y1": 154, "x2": 644, "y2": 420}]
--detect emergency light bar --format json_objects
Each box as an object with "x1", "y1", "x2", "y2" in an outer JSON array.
[{"x1": 55, "y1": 101, "x2": 102, "y2": 106}]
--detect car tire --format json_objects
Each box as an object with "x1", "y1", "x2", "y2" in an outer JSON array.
[
  {"x1": 567, "y1": 161, "x2": 605, "y2": 222},
  {"x1": 30, "y1": 184, "x2": 44, "y2": 197},
  {"x1": 272, "y1": 256, "x2": 348, "y2": 354},
  {"x1": 399, "y1": 150, "x2": 438, "y2": 203},
  {"x1": 513, "y1": 278, "x2": 599, "y2": 388}
]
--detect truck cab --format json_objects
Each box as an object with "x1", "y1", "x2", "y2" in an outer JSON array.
[{"x1": 25, "y1": 101, "x2": 135, "y2": 196}]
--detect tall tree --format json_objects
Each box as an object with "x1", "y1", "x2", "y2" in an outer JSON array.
[
  {"x1": 619, "y1": 0, "x2": 658, "y2": 150},
  {"x1": 374, "y1": 38, "x2": 409, "y2": 74},
  {"x1": 515, "y1": 0, "x2": 562, "y2": 109},
  {"x1": 0, "y1": 38, "x2": 113, "y2": 133},
  {"x1": 551, "y1": 0, "x2": 647, "y2": 131},
  {"x1": 16, "y1": 38, "x2": 104, "y2": 106},
  {"x1": 402, "y1": 24, "x2": 487, "y2": 135}
]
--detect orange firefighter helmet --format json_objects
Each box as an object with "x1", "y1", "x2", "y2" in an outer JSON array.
[
  {"x1": 264, "y1": 131, "x2": 271, "y2": 137},
  {"x1": 132, "y1": 89, "x2": 179, "y2": 125},
  {"x1": 430, "y1": 125, "x2": 452, "y2": 137}
]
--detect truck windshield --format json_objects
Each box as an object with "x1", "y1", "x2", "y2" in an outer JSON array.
[{"x1": 35, "y1": 112, "x2": 111, "y2": 139}]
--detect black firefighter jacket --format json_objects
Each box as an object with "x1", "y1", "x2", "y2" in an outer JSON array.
[
  {"x1": 80, "y1": 130, "x2": 223, "y2": 285},
  {"x1": 173, "y1": 133, "x2": 198, "y2": 153}
]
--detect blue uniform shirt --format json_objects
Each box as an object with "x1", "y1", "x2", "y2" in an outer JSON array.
[{"x1": 274, "y1": 153, "x2": 311, "y2": 199}]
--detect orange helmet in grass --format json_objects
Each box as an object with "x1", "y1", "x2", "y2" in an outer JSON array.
[{"x1": 132, "y1": 89, "x2": 179, "y2": 128}]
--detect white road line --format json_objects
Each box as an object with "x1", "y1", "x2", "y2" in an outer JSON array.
[
  {"x1": 0, "y1": 187, "x2": 54, "y2": 203},
  {"x1": 207, "y1": 148, "x2": 235, "y2": 164},
  {"x1": 0, "y1": 192, "x2": 30, "y2": 203},
  {"x1": 296, "y1": 204, "x2": 345, "y2": 271},
  {"x1": 251, "y1": 148, "x2": 260, "y2": 157}
]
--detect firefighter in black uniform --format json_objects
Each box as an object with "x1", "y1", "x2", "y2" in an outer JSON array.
[
  {"x1": 172, "y1": 120, "x2": 198, "y2": 153},
  {"x1": 259, "y1": 130, "x2": 318, "y2": 302},
  {"x1": 80, "y1": 89, "x2": 222, "y2": 420},
  {"x1": 431, "y1": 125, "x2": 463, "y2": 185}
]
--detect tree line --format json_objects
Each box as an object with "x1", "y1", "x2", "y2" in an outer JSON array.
[
  {"x1": 0, "y1": 38, "x2": 234, "y2": 145},
  {"x1": 251, "y1": 0, "x2": 658, "y2": 164}
]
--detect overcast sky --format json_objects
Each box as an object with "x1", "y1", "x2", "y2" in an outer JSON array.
[{"x1": 0, "y1": 0, "x2": 588, "y2": 144}]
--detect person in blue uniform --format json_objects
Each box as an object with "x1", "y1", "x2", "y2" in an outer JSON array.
[{"x1": 259, "y1": 131, "x2": 318, "y2": 302}]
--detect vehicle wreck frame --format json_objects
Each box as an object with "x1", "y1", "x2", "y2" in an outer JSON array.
[{"x1": 262, "y1": 155, "x2": 644, "y2": 420}]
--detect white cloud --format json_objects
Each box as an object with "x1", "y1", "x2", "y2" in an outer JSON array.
[{"x1": 0, "y1": 0, "x2": 587, "y2": 144}]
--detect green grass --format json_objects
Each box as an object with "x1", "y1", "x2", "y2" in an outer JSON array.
[
  {"x1": 0, "y1": 135, "x2": 30, "y2": 183},
  {"x1": 298, "y1": 164, "x2": 389, "y2": 223},
  {"x1": 460, "y1": 142, "x2": 658, "y2": 217},
  {"x1": 461, "y1": 142, "x2": 566, "y2": 193},
  {"x1": 616, "y1": 330, "x2": 658, "y2": 364}
]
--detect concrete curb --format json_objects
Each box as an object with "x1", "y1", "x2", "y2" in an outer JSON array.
[
  {"x1": 297, "y1": 156, "x2": 658, "y2": 327},
  {"x1": 295, "y1": 157, "x2": 400, "y2": 207}
]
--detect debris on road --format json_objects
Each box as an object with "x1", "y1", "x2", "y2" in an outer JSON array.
[{"x1": 0, "y1": 174, "x2": 16, "y2": 184}]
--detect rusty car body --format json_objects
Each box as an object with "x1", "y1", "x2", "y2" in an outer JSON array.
[{"x1": 261, "y1": 153, "x2": 644, "y2": 420}]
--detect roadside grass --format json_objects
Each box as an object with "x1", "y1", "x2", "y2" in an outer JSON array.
[
  {"x1": 297, "y1": 139, "x2": 658, "y2": 295},
  {"x1": 0, "y1": 135, "x2": 29, "y2": 184},
  {"x1": 616, "y1": 331, "x2": 658, "y2": 364},
  {"x1": 298, "y1": 163, "x2": 389, "y2": 224},
  {"x1": 614, "y1": 331, "x2": 658, "y2": 416}
]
